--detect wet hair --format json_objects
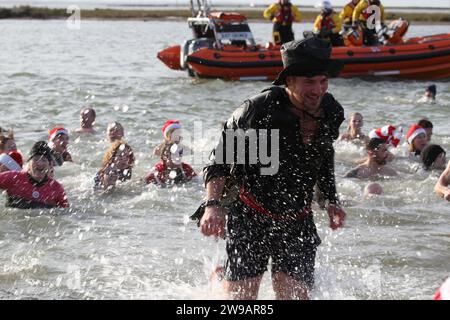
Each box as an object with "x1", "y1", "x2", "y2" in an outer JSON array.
[
  {"x1": 426, "y1": 84, "x2": 436, "y2": 98},
  {"x1": 81, "y1": 107, "x2": 96, "y2": 118},
  {"x1": 421, "y1": 144, "x2": 445, "y2": 170},
  {"x1": 101, "y1": 140, "x2": 135, "y2": 169},
  {"x1": 417, "y1": 119, "x2": 433, "y2": 129},
  {"x1": 108, "y1": 121, "x2": 123, "y2": 130},
  {"x1": 28, "y1": 141, "x2": 54, "y2": 163},
  {"x1": 160, "y1": 142, "x2": 173, "y2": 163},
  {"x1": 366, "y1": 138, "x2": 385, "y2": 152},
  {"x1": 107, "y1": 122, "x2": 124, "y2": 139}
]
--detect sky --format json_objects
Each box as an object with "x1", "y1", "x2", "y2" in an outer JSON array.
[{"x1": 3, "y1": 0, "x2": 450, "y2": 8}]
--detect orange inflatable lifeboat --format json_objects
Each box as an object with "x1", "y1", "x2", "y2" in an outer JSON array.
[{"x1": 157, "y1": 7, "x2": 450, "y2": 80}]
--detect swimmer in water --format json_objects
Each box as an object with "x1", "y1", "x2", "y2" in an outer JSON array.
[
  {"x1": 419, "y1": 84, "x2": 436, "y2": 104},
  {"x1": 74, "y1": 107, "x2": 97, "y2": 134},
  {"x1": 421, "y1": 144, "x2": 446, "y2": 171},
  {"x1": 94, "y1": 140, "x2": 135, "y2": 190},
  {"x1": 406, "y1": 124, "x2": 428, "y2": 158},
  {"x1": 145, "y1": 141, "x2": 196, "y2": 186},
  {"x1": 344, "y1": 138, "x2": 397, "y2": 179},
  {"x1": 339, "y1": 112, "x2": 369, "y2": 144},
  {"x1": 417, "y1": 119, "x2": 433, "y2": 143},
  {"x1": 48, "y1": 127, "x2": 72, "y2": 166},
  {"x1": 363, "y1": 182, "x2": 383, "y2": 198},
  {"x1": 106, "y1": 122, "x2": 125, "y2": 143},
  {"x1": 0, "y1": 141, "x2": 68, "y2": 209}
]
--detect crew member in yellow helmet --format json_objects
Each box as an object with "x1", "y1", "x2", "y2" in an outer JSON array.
[
  {"x1": 352, "y1": 0, "x2": 386, "y2": 46},
  {"x1": 313, "y1": 1, "x2": 344, "y2": 47},
  {"x1": 339, "y1": 0, "x2": 360, "y2": 31},
  {"x1": 263, "y1": 0, "x2": 301, "y2": 45}
]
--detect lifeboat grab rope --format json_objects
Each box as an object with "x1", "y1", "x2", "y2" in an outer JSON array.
[{"x1": 190, "y1": 0, "x2": 212, "y2": 18}]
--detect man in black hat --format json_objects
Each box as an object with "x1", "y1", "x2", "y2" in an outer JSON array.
[
  {"x1": 199, "y1": 38, "x2": 346, "y2": 300},
  {"x1": 0, "y1": 141, "x2": 69, "y2": 209}
]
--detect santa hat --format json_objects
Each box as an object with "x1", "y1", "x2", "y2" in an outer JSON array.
[
  {"x1": 434, "y1": 277, "x2": 450, "y2": 300},
  {"x1": 0, "y1": 153, "x2": 22, "y2": 171},
  {"x1": 7, "y1": 150, "x2": 23, "y2": 168},
  {"x1": 49, "y1": 127, "x2": 69, "y2": 141},
  {"x1": 406, "y1": 124, "x2": 426, "y2": 145},
  {"x1": 368, "y1": 125, "x2": 402, "y2": 147},
  {"x1": 161, "y1": 120, "x2": 181, "y2": 141}
]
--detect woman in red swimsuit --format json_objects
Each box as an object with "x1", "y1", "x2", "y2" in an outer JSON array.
[{"x1": 0, "y1": 141, "x2": 69, "y2": 209}]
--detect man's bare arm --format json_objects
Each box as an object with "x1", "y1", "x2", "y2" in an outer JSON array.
[{"x1": 435, "y1": 161, "x2": 450, "y2": 201}]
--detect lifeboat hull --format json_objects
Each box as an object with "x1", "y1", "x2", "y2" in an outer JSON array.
[
  {"x1": 183, "y1": 34, "x2": 450, "y2": 80},
  {"x1": 157, "y1": 45, "x2": 182, "y2": 70}
]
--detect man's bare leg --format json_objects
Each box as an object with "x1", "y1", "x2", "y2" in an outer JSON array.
[
  {"x1": 223, "y1": 276, "x2": 263, "y2": 300},
  {"x1": 272, "y1": 272, "x2": 309, "y2": 300}
]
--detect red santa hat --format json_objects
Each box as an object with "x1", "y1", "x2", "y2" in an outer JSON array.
[
  {"x1": 161, "y1": 120, "x2": 181, "y2": 141},
  {"x1": 434, "y1": 277, "x2": 450, "y2": 300},
  {"x1": 368, "y1": 125, "x2": 402, "y2": 147},
  {"x1": 406, "y1": 124, "x2": 426, "y2": 145},
  {"x1": 49, "y1": 127, "x2": 69, "y2": 141},
  {"x1": 7, "y1": 150, "x2": 23, "y2": 168},
  {"x1": 0, "y1": 153, "x2": 22, "y2": 171}
]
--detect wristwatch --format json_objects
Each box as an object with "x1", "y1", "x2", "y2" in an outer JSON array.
[{"x1": 204, "y1": 199, "x2": 222, "y2": 208}]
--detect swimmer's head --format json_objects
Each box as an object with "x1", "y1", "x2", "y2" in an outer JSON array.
[
  {"x1": 367, "y1": 138, "x2": 389, "y2": 165},
  {"x1": 28, "y1": 141, "x2": 54, "y2": 181},
  {"x1": 161, "y1": 120, "x2": 182, "y2": 143},
  {"x1": 421, "y1": 144, "x2": 446, "y2": 170},
  {"x1": 417, "y1": 119, "x2": 433, "y2": 142},
  {"x1": 348, "y1": 112, "x2": 364, "y2": 132},
  {"x1": 107, "y1": 122, "x2": 124, "y2": 143},
  {"x1": 406, "y1": 124, "x2": 427, "y2": 153},
  {"x1": 48, "y1": 127, "x2": 69, "y2": 153},
  {"x1": 103, "y1": 140, "x2": 135, "y2": 171},
  {"x1": 363, "y1": 182, "x2": 383, "y2": 198},
  {"x1": 425, "y1": 84, "x2": 436, "y2": 100},
  {"x1": 80, "y1": 107, "x2": 96, "y2": 128}
]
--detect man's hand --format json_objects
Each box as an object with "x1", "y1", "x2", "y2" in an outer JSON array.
[
  {"x1": 200, "y1": 205, "x2": 225, "y2": 238},
  {"x1": 327, "y1": 203, "x2": 346, "y2": 230},
  {"x1": 443, "y1": 189, "x2": 450, "y2": 202}
]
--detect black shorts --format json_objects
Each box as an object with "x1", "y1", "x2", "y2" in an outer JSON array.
[{"x1": 224, "y1": 200, "x2": 322, "y2": 289}]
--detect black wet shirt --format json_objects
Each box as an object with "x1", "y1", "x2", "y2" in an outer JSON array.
[{"x1": 204, "y1": 86, "x2": 344, "y2": 217}]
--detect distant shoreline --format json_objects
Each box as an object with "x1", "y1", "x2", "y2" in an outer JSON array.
[{"x1": 0, "y1": 5, "x2": 449, "y2": 23}]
